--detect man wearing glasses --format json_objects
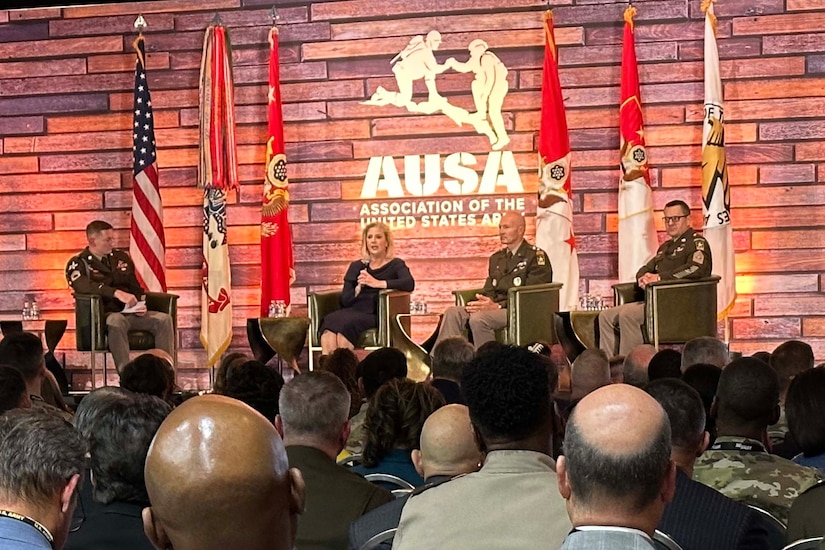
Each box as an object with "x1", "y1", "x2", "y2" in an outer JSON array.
[{"x1": 599, "y1": 200, "x2": 712, "y2": 357}]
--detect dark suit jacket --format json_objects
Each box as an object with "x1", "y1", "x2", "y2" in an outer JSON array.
[
  {"x1": 64, "y1": 499, "x2": 154, "y2": 550},
  {"x1": 348, "y1": 475, "x2": 452, "y2": 550},
  {"x1": 658, "y1": 468, "x2": 772, "y2": 550},
  {"x1": 287, "y1": 445, "x2": 393, "y2": 550}
]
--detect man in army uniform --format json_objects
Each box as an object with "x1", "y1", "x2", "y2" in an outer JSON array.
[
  {"x1": 66, "y1": 220, "x2": 174, "y2": 372},
  {"x1": 693, "y1": 357, "x2": 823, "y2": 525},
  {"x1": 434, "y1": 211, "x2": 552, "y2": 349},
  {"x1": 599, "y1": 200, "x2": 712, "y2": 356}
]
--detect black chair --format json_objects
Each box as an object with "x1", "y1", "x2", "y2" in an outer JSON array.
[
  {"x1": 363, "y1": 473, "x2": 415, "y2": 498},
  {"x1": 73, "y1": 292, "x2": 178, "y2": 387},
  {"x1": 360, "y1": 528, "x2": 397, "y2": 550},
  {"x1": 784, "y1": 537, "x2": 824, "y2": 550},
  {"x1": 653, "y1": 530, "x2": 684, "y2": 550}
]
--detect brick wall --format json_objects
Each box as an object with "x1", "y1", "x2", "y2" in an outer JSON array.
[{"x1": 1, "y1": 0, "x2": 824, "y2": 388}]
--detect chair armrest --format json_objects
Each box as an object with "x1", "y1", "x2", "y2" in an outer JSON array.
[
  {"x1": 452, "y1": 288, "x2": 483, "y2": 306},
  {"x1": 307, "y1": 290, "x2": 343, "y2": 346},
  {"x1": 145, "y1": 292, "x2": 178, "y2": 331},
  {"x1": 644, "y1": 276, "x2": 721, "y2": 345},
  {"x1": 612, "y1": 282, "x2": 643, "y2": 306},
  {"x1": 377, "y1": 290, "x2": 410, "y2": 347},
  {"x1": 506, "y1": 282, "x2": 562, "y2": 345}
]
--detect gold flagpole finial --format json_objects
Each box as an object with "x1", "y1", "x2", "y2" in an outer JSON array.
[
  {"x1": 623, "y1": 5, "x2": 637, "y2": 29},
  {"x1": 701, "y1": 0, "x2": 718, "y2": 35}
]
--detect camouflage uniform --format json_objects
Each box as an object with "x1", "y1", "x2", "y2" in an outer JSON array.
[{"x1": 693, "y1": 436, "x2": 824, "y2": 525}]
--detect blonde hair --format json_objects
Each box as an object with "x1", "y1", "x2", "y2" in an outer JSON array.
[{"x1": 360, "y1": 222, "x2": 394, "y2": 262}]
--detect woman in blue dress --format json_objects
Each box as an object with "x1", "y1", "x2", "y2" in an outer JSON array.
[{"x1": 319, "y1": 222, "x2": 415, "y2": 354}]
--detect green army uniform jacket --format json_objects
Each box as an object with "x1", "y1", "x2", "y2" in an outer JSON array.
[
  {"x1": 482, "y1": 240, "x2": 552, "y2": 306},
  {"x1": 636, "y1": 228, "x2": 712, "y2": 281}
]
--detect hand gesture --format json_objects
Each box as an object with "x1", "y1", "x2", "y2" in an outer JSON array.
[
  {"x1": 637, "y1": 273, "x2": 660, "y2": 289},
  {"x1": 357, "y1": 269, "x2": 384, "y2": 289},
  {"x1": 114, "y1": 289, "x2": 138, "y2": 307},
  {"x1": 465, "y1": 293, "x2": 501, "y2": 314}
]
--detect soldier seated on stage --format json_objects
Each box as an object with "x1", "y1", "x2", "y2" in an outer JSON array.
[
  {"x1": 65, "y1": 220, "x2": 174, "y2": 372},
  {"x1": 599, "y1": 200, "x2": 712, "y2": 357},
  {"x1": 434, "y1": 211, "x2": 552, "y2": 349}
]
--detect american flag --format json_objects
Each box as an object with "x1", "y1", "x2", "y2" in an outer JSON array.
[{"x1": 130, "y1": 35, "x2": 167, "y2": 293}]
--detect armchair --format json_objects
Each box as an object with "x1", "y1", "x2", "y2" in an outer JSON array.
[
  {"x1": 611, "y1": 276, "x2": 720, "y2": 348},
  {"x1": 306, "y1": 289, "x2": 411, "y2": 371},
  {"x1": 73, "y1": 292, "x2": 178, "y2": 388},
  {"x1": 452, "y1": 283, "x2": 562, "y2": 346}
]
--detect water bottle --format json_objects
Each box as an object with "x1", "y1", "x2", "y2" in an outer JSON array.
[
  {"x1": 30, "y1": 298, "x2": 40, "y2": 320},
  {"x1": 22, "y1": 300, "x2": 31, "y2": 321},
  {"x1": 268, "y1": 300, "x2": 277, "y2": 318},
  {"x1": 275, "y1": 300, "x2": 286, "y2": 318}
]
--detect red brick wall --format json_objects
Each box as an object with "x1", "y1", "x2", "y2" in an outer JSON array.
[{"x1": 2, "y1": 0, "x2": 824, "y2": 387}]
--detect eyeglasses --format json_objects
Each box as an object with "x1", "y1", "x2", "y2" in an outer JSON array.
[{"x1": 662, "y1": 215, "x2": 688, "y2": 224}]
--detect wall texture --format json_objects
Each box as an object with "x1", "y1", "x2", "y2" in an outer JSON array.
[{"x1": 1, "y1": 0, "x2": 824, "y2": 388}]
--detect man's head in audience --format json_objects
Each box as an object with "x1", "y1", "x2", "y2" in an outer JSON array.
[
  {"x1": 0, "y1": 331, "x2": 45, "y2": 398},
  {"x1": 0, "y1": 364, "x2": 30, "y2": 413},
  {"x1": 461, "y1": 345, "x2": 554, "y2": 455},
  {"x1": 0, "y1": 408, "x2": 86, "y2": 550},
  {"x1": 608, "y1": 355, "x2": 625, "y2": 384},
  {"x1": 682, "y1": 336, "x2": 728, "y2": 371},
  {"x1": 646, "y1": 379, "x2": 708, "y2": 476},
  {"x1": 357, "y1": 347, "x2": 407, "y2": 399},
  {"x1": 225, "y1": 360, "x2": 285, "y2": 422},
  {"x1": 557, "y1": 384, "x2": 675, "y2": 535},
  {"x1": 622, "y1": 344, "x2": 656, "y2": 387},
  {"x1": 275, "y1": 371, "x2": 351, "y2": 459},
  {"x1": 74, "y1": 387, "x2": 171, "y2": 506},
  {"x1": 785, "y1": 367, "x2": 825, "y2": 461},
  {"x1": 319, "y1": 348, "x2": 361, "y2": 416},
  {"x1": 713, "y1": 357, "x2": 780, "y2": 441},
  {"x1": 682, "y1": 363, "x2": 722, "y2": 437},
  {"x1": 648, "y1": 348, "x2": 683, "y2": 381},
  {"x1": 411, "y1": 404, "x2": 482, "y2": 481},
  {"x1": 770, "y1": 340, "x2": 814, "y2": 404},
  {"x1": 571, "y1": 349, "x2": 610, "y2": 400},
  {"x1": 120, "y1": 353, "x2": 176, "y2": 402},
  {"x1": 143, "y1": 395, "x2": 304, "y2": 550},
  {"x1": 431, "y1": 337, "x2": 474, "y2": 383},
  {"x1": 212, "y1": 352, "x2": 249, "y2": 395}
]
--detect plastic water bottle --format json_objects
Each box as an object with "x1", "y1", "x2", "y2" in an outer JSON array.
[
  {"x1": 268, "y1": 300, "x2": 277, "y2": 318},
  {"x1": 30, "y1": 298, "x2": 40, "y2": 320},
  {"x1": 275, "y1": 300, "x2": 286, "y2": 318},
  {"x1": 22, "y1": 300, "x2": 31, "y2": 321}
]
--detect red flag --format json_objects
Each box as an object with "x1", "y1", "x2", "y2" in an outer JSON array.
[
  {"x1": 260, "y1": 27, "x2": 295, "y2": 316},
  {"x1": 129, "y1": 35, "x2": 167, "y2": 293},
  {"x1": 535, "y1": 10, "x2": 580, "y2": 311},
  {"x1": 618, "y1": 5, "x2": 658, "y2": 282}
]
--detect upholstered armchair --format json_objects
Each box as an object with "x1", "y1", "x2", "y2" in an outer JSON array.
[
  {"x1": 452, "y1": 283, "x2": 562, "y2": 346},
  {"x1": 73, "y1": 292, "x2": 178, "y2": 387},
  {"x1": 611, "y1": 276, "x2": 720, "y2": 348},
  {"x1": 306, "y1": 289, "x2": 411, "y2": 371}
]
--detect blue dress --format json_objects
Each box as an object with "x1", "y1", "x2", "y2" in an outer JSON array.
[{"x1": 318, "y1": 258, "x2": 414, "y2": 345}]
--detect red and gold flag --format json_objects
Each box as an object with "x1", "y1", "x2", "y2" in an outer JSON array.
[
  {"x1": 618, "y1": 5, "x2": 658, "y2": 282},
  {"x1": 198, "y1": 24, "x2": 238, "y2": 367},
  {"x1": 535, "y1": 10, "x2": 580, "y2": 311},
  {"x1": 260, "y1": 26, "x2": 295, "y2": 317}
]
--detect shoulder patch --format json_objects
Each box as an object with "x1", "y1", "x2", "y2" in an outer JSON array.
[
  {"x1": 695, "y1": 239, "x2": 705, "y2": 251},
  {"x1": 693, "y1": 251, "x2": 705, "y2": 264}
]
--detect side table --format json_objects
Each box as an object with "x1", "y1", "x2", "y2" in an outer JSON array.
[
  {"x1": 554, "y1": 310, "x2": 601, "y2": 363},
  {"x1": 246, "y1": 317, "x2": 310, "y2": 374},
  {"x1": 391, "y1": 313, "x2": 443, "y2": 382}
]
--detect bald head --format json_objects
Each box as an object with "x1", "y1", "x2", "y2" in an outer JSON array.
[
  {"x1": 559, "y1": 385, "x2": 674, "y2": 532},
  {"x1": 143, "y1": 395, "x2": 304, "y2": 550},
  {"x1": 623, "y1": 344, "x2": 656, "y2": 387},
  {"x1": 498, "y1": 211, "x2": 526, "y2": 249},
  {"x1": 413, "y1": 405, "x2": 481, "y2": 479}
]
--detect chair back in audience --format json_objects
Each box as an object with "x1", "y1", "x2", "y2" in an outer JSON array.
[
  {"x1": 748, "y1": 504, "x2": 787, "y2": 534},
  {"x1": 360, "y1": 527, "x2": 397, "y2": 550},
  {"x1": 783, "y1": 537, "x2": 824, "y2": 550},
  {"x1": 337, "y1": 453, "x2": 362, "y2": 468},
  {"x1": 653, "y1": 529, "x2": 684, "y2": 550},
  {"x1": 363, "y1": 473, "x2": 414, "y2": 498}
]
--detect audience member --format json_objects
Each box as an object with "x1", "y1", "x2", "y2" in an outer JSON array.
[
  {"x1": 787, "y1": 483, "x2": 825, "y2": 543},
  {"x1": 786, "y1": 367, "x2": 825, "y2": 472},
  {"x1": 119, "y1": 353, "x2": 175, "y2": 403},
  {"x1": 682, "y1": 363, "x2": 722, "y2": 442},
  {"x1": 142, "y1": 395, "x2": 305, "y2": 550},
  {"x1": 429, "y1": 336, "x2": 474, "y2": 404},
  {"x1": 0, "y1": 364, "x2": 30, "y2": 413},
  {"x1": 319, "y1": 347, "x2": 362, "y2": 417},
  {"x1": 393, "y1": 345, "x2": 571, "y2": 549},
  {"x1": 0, "y1": 408, "x2": 86, "y2": 550},
  {"x1": 66, "y1": 388, "x2": 171, "y2": 550},
  {"x1": 353, "y1": 379, "x2": 445, "y2": 487},
  {"x1": 646, "y1": 379, "x2": 772, "y2": 550},
  {"x1": 768, "y1": 339, "x2": 814, "y2": 456},
  {"x1": 348, "y1": 404, "x2": 481, "y2": 550},
  {"x1": 0, "y1": 332, "x2": 71, "y2": 420},
  {"x1": 622, "y1": 343, "x2": 656, "y2": 387},
  {"x1": 608, "y1": 354, "x2": 625, "y2": 384},
  {"x1": 681, "y1": 336, "x2": 728, "y2": 370},
  {"x1": 346, "y1": 347, "x2": 408, "y2": 454},
  {"x1": 648, "y1": 348, "x2": 683, "y2": 381},
  {"x1": 557, "y1": 384, "x2": 675, "y2": 549},
  {"x1": 693, "y1": 357, "x2": 823, "y2": 524},
  {"x1": 275, "y1": 372, "x2": 391, "y2": 550},
  {"x1": 211, "y1": 351, "x2": 248, "y2": 395},
  {"x1": 751, "y1": 351, "x2": 772, "y2": 364},
  {"x1": 570, "y1": 349, "x2": 610, "y2": 400},
  {"x1": 223, "y1": 360, "x2": 285, "y2": 422}
]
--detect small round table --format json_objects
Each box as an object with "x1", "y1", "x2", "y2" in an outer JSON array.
[
  {"x1": 246, "y1": 317, "x2": 310, "y2": 374},
  {"x1": 390, "y1": 313, "x2": 443, "y2": 382},
  {"x1": 553, "y1": 310, "x2": 601, "y2": 363}
]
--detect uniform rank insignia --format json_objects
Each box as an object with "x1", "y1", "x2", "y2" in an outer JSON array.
[
  {"x1": 695, "y1": 240, "x2": 705, "y2": 251},
  {"x1": 537, "y1": 254, "x2": 546, "y2": 266},
  {"x1": 693, "y1": 251, "x2": 705, "y2": 263},
  {"x1": 117, "y1": 260, "x2": 128, "y2": 271},
  {"x1": 70, "y1": 270, "x2": 80, "y2": 282}
]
